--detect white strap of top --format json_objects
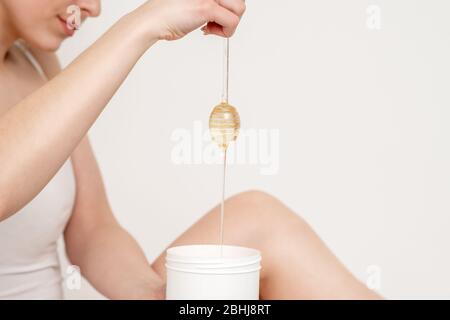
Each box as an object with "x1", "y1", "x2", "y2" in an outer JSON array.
[{"x1": 14, "y1": 41, "x2": 48, "y2": 81}]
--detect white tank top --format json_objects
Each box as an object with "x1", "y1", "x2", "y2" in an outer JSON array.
[{"x1": 0, "y1": 42, "x2": 76, "y2": 299}]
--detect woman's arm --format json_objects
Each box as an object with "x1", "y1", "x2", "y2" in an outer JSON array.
[
  {"x1": 65, "y1": 136, "x2": 164, "y2": 300},
  {"x1": 0, "y1": 11, "x2": 152, "y2": 221},
  {"x1": 0, "y1": 0, "x2": 245, "y2": 221}
]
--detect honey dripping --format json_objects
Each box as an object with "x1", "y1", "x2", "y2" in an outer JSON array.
[{"x1": 209, "y1": 38, "x2": 240, "y2": 257}]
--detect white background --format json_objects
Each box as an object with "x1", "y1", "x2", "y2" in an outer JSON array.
[{"x1": 58, "y1": 0, "x2": 450, "y2": 299}]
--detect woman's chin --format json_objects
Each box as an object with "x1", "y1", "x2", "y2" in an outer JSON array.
[{"x1": 22, "y1": 35, "x2": 64, "y2": 52}]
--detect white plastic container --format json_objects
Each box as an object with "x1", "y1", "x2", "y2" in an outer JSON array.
[{"x1": 165, "y1": 245, "x2": 261, "y2": 300}]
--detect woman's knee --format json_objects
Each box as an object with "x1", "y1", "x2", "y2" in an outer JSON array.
[
  {"x1": 224, "y1": 190, "x2": 304, "y2": 237},
  {"x1": 229, "y1": 189, "x2": 298, "y2": 216}
]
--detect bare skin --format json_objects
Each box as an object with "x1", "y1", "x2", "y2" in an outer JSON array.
[{"x1": 0, "y1": 0, "x2": 381, "y2": 299}]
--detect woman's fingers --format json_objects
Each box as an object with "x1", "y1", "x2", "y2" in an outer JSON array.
[
  {"x1": 217, "y1": 0, "x2": 246, "y2": 18},
  {"x1": 202, "y1": 0, "x2": 246, "y2": 37},
  {"x1": 203, "y1": 21, "x2": 226, "y2": 37}
]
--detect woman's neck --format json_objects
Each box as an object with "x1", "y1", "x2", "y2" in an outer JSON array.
[{"x1": 0, "y1": 4, "x2": 18, "y2": 63}]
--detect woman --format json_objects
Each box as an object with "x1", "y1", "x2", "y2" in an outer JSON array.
[{"x1": 0, "y1": 0, "x2": 380, "y2": 299}]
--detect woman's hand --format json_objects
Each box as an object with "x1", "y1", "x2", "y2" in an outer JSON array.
[{"x1": 137, "y1": 0, "x2": 246, "y2": 41}]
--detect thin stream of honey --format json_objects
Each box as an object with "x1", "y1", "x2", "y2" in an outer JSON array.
[
  {"x1": 209, "y1": 38, "x2": 240, "y2": 257},
  {"x1": 220, "y1": 148, "x2": 227, "y2": 256}
]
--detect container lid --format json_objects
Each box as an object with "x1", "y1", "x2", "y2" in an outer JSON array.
[{"x1": 166, "y1": 245, "x2": 261, "y2": 265}]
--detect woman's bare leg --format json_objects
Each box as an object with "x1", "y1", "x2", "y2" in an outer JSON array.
[{"x1": 151, "y1": 190, "x2": 381, "y2": 300}]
